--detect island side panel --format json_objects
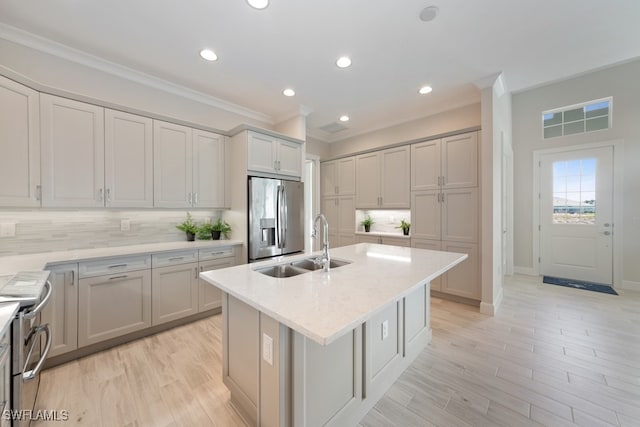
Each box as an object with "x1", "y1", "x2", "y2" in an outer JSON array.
[
  {"x1": 404, "y1": 281, "x2": 431, "y2": 358},
  {"x1": 223, "y1": 293, "x2": 260, "y2": 426},
  {"x1": 259, "y1": 313, "x2": 291, "y2": 427}
]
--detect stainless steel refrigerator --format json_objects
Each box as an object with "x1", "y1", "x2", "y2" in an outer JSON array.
[{"x1": 248, "y1": 176, "x2": 304, "y2": 262}]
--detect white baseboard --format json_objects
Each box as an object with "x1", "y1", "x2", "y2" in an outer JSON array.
[
  {"x1": 514, "y1": 266, "x2": 537, "y2": 276},
  {"x1": 480, "y1": 287, "x2": 504, "y2": 316},
  {"x1": 621, "y1": 280, "x2": 640, "y2": 292}
]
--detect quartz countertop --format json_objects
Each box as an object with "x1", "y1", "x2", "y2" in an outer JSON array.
[
  {"x1": 0, "y1": 240, "x2": 243, "y2": 276},
  {"x1": 0, "y1": 302, "x2": 20, "y2": 335},
  {"x1": 200, "y1": 243, "x2": 466, "y2": 346},
  {"x1": 354, "y1": 231, "x2": 410, "y2": 239}
]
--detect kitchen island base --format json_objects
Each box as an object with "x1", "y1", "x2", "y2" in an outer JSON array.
[{"x1": 222, "y1": 281, "x2": 431, "y2": 427}]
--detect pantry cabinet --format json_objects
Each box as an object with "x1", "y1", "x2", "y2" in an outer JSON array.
[
  {"x1": 411, "y1": 188, "x2": 478, "y2": 243},
  {"x1": 41, "y1": 263, "x2": 78, "y2": 357},
  {"x1": 0, "y1": 76, "x2": 41, "y2": 207},
  {"x1": 321, "y1": 157, "x2": 356, "y2": 196},
  {"x1": 40, "y1": 94, "x2": 105, "y2": 207},
  {"x1": 322, "y1": 195, "x2": 355, "y2": 248},
  {"x1": 356, "y1": 146, "x2": 410, "y2": 208},
  {"x1": 247, "y1": 131, "x2": 302, "y2": 177}
]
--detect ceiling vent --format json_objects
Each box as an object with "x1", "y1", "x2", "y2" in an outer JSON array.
[{"x1": 318, "y1": 122, "x2": 348, "y2": 134}]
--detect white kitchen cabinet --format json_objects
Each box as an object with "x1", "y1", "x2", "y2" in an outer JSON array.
[
  {"x1": 78, "y1": 269, "x2": 152, "y2": 347},
  {"x1": 199, "y1": 257, "x2": 234, "y2": 312},
  {"x1": 321, "y1": 157, "x2": 356, "y2": 196},
  {"x1": 247, "y1": 131, "x2": 302, "y2": 177},
  {"x1": 104, "y1": 109, "x2": 153, "y2": 207},
  {"x1": 356, "y1": 146, "x2": 410, "y2": 208},
  {"x1": 355, "y1": 234, "x2": 410, "y2": 247},
  {"x1": 411, "y1": 132, "x2": 478, "y2": 191},
  {"x1": 411, "y1": 239, "x2": 442, "y2": 291},
  {"x1": 441, "y1": 242, "x2": 480, "y2": 299},
  {"x1": 411, "y1": 188, "x2": 478, "y2": 243},
  {"x1": 40, "y1": 94, "x2": 105, "y2": 207},
  {"x1": 41, "y1": 263, "x2": 78, "y2": 357},
  {"x1": 0, "y1": 76, "x2": 41, "y2": 207},
  {"x1": 152, "y1": 258, "x2": 199, "y2": 325},
  {"x1": 321, "y1": 195, "x2": 355, "y2": 248},
  {"x1": 154, "y1": 121, "x2": 227, "y2": 208}
]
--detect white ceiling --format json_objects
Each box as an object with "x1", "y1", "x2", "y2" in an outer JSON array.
[{"x1": 1, "y1": 0, "x2": 639, "y2": 142}]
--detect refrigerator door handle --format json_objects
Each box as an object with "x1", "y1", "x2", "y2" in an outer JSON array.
[
  {"x1": 281, "y1": 187, "x2": 288, "y2": 248},
  {"x1": 276, "y1": 185, "x2": 282, "y2": 249}
]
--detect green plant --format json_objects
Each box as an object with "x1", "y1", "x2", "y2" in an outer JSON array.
[
  {"x1": 396, "y1": 219, "x2": 411, "y2": 233},
  {"x1": 211, "y1": 218, "x2": 232, "y2": 239},
  {"x1": 196, "y1": 223, "x2": 213, "y2": 240},
  {"x1": 360, "y1": 215, "x2": 374, "y2": 227},
  {"x1": 176, "y1": 212, "x2": 198, "y2": 235}
]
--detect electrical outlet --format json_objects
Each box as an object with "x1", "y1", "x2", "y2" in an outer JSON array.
[
  {"x1": 120, "y1": 219, "x2": 130, "y2": 232},
  {"x1": 262, "y1": 333, "x2": 273, "y2": 366},
  {"x1": 0, "y1": 223, "x2": 16, "y2": 237},
  {"x1": 381, "y1": 320, "x2": 389, "y2": 340}
]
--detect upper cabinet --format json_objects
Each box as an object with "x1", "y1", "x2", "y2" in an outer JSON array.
[
  {"x1": 356, "y1": 146, "x2": 410, "y2": 208},
  {"x1": 154, "y1": 120, "x2": 227, "y2": 208},
  {"x1": 411, "y1": 132, "x2": 478, "y2": 191},
  {"x1": 247, "y1": 131, "x2": 302, "y2": 177},
  {"x1": 321, "y1": 157, "x2": 356, "y2": 197},
  {"x1": 0, "y1": 76, "x2": 41, "y2": 207},
  {"x1": 40, "y1": 94, "x2": 105, "y2": 208},
  {"x1": 105, "y1": 109, "x2": 153, "y2": 208}
]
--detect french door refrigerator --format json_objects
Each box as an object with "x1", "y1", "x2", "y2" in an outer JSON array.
[{"x1": 248, "y1": 176, "x2": 304, "y2": 262}]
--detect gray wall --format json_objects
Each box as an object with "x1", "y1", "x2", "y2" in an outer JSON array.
[{"x1": 512, "y1": 59, "x2": 640, "y2": 286}]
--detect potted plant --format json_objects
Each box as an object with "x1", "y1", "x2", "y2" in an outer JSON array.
[
  {"x1": 211, "y1": 218, "x2": 232, "y2": 240},
  {"x1": 360, "y1": 215, "x2": 374, "y2": 232},
  {"x1": 396, "y1": 219, "x2": 411, "y2": 236},
  {"x1": 176, "y1": 212, "x2": 198, "y2": 241},
  {"x1": 196, "y1": 223, "x2": 213, "y2": 240}
]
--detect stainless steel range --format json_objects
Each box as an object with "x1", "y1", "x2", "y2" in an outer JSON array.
[{"x1": 0, "y1": 272, "x2": 52, "y2": 427}]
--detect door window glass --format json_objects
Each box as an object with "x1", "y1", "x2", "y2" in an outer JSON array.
[{"x1": 552, "y1": 158, "x2": 596, "y2": 224}]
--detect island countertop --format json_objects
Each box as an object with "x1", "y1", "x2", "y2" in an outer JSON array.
[{"x1": 200, "y1": 243, "x2": 467, "y2": 345}]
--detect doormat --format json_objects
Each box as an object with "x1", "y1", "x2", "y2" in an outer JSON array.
[{"x1": 543, "y1": 276, "x2": 618, "y2": 295}]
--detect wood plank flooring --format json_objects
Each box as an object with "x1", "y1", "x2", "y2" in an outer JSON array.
[{"x1": 33, "y1": 274, "x2": 640, "y2": 426}]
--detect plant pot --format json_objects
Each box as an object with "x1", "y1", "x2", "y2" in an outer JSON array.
[
  {"x1": 364, "y1": 225, "x2": 371, "y2": 232},
  {"x1": 211, "y1": 230, "x2": 221, "y2": 240},
  {"x1": 403, "y1": 228, "x2": 410, "y2": 236},
  {"x1": 186, "y1": 232, "x2": 195, "y2": 242}
]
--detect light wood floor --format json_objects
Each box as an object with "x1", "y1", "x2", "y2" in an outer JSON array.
[{"x1": 34, "y1": 275, "x2": 640, "y2": 426}]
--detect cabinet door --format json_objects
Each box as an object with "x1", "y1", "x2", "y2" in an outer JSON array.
[
  {"x1": 442, "y1": 132, "x2": 478, "y2": 189},
  {"x1": 104, "y1": 109, "x2": 153, "y2": 208},
  {"x1": 320, "y1": 161, "x2": 337, "y2": 196},
  {"x1": 276, "y1": 139, "x2": 302, "y2": 177},
  {"x1": 411, "y1": 139, "x2": 441, "y2": 191},
  {"x1": 152, "y1": 262, "x2": 199, "y2": 325},
  {"x1": 321, "y1": 197, "x2": 339, "y2": 247},
  {"x1": 381, "y1": 237, "x2": 411, "y2": 247},
  {"x1": 337, "y1": 196, "x2": 355, "y2": 234},
  {"x1": 247, "y1": 132, "x2": 277, "y2": 174},
  {"x1": 41, "y1": 264, "x2": 78, "y2": 357},
  {"x1": 199, "y1": 257, "x2": 235, "y2": 312},
  {"x1": 338, "y1": 233, "x2": 356, "y2": 248},
  {"x1": 355, "y1": 152, "x2": 380, "y2": 208},
  {"x1": 78, "y1": 269, "x2": 151, "y2": 347},
  {"x1": 380, "y1": 146, "x2": 410, "y2": 208},
  {"x1": 40, "y1": 94, "x2": 105, "y2": 207},
  {"x1": 153, "y1": 120, "x2": 193, "y2": 207},
  {"x1": 441, "y1": 242, "x2": 479, "y2": 299},
  {"x1": 355, "y1": 234, "x2": 380, "y2": 244},
  {"x1": 0, "y1": 77, "x2": 40, "y2": 207},
  {"x1": 411, "y1": 191, "x2": 441, "y2": 240},
  {"x1": 337, "y1": 157, "x2": 356, "y2": 195},
  {"x1": 442, "y1": 188, "x2": 478, "y2": 243},
  {"x1": 411, "y1": 239, "x2": 442, "y2": 291},
  {"x1": 193, "y1": 129, "x2": 226, "y2": 208}
]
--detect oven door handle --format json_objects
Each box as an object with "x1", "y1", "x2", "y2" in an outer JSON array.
[
  {"x1": 23, "y1": 323, "x2": 51, "y2": 382},
  {"x1": 23, "y1": 280, "x2": 52, "y2": 320}
]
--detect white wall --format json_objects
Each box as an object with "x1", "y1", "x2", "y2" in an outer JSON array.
[
  {"x1": 512, "y1": 59, "x2": 640, "y2": 286},
  {"x1": 305, "y1": 136, "x2": 331, "y2": 160}
]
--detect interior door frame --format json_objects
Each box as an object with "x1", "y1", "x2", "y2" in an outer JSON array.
[{"x1": 532, "y1": 139, "x2": 624, "y2": 287}]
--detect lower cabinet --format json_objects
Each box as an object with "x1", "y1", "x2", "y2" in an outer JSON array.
[
  {"x1": 411, "y1": 239, "x2": 442, "y2": 291},
  {"x1": 152, "y1": 262, "x2": 199, "y2": 325},
  {"x1": 41, "y1": 263, "x2": 79, "y2": 357},
  {"x1": 78, "y1": 269, "x2": 151, "y2": 347},
  {"x1": 199, "y1": 257, "x2": 235, "y2": 312},
  {"x1": 355, "y1": 234, "x2": 411, "y2": 247},
  {"x1": 441, "y1": 241, "x2": 479, "y2": 299}
]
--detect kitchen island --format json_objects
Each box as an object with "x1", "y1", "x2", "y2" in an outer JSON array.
[{"x1": 200, "y1": 243, "x2": 467, "y2": 427}]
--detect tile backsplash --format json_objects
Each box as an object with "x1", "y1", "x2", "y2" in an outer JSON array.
[
  {"x1": 355, "y1": 210, "x2": 411, "y2": 234},
  {"x1": 0, "y1": 210, "x2": 223, "y2": 256}
]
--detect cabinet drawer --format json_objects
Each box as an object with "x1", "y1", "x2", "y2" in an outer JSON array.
[
  {"x1": 79, "y1": 255, "x2": 151, "y2": 278},
  {"x1": 152, "y1": 250, "x2": 198, "y2": 267},
  {"x1": 199, "y1": 246, "x2": 234, "y2": 261}
]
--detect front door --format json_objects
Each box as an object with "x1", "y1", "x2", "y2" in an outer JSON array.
[{"x1": 539, "y1": 146, "x2": 614, "y2": 284}]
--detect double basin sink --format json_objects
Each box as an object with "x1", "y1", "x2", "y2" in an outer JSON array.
[{"x1": 255, "y1": 257, "x2": 351, "y2": 278}]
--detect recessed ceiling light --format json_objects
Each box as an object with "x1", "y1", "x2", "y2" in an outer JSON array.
[
  {"x1": 339, "y1": 115, "x2": 350, "y2": 122},
  {"x1": 199, "y1": 49, "x2": 218, "y2": 61},
  {"x1": 247, "y1": 0, "x2": 269, "y2": 9},
  {"x1": 419, "y1": 6, "x2": 439, "y2": 22},
  {"x1": 336, "y1": 56, "x2": 352, "y2": 68},
  {"x1": 419, "y1": 85, "x2": 433, "y2": 95},
  {"x1": 283, "y1": 88, "x2": 295, "y2": 97}
]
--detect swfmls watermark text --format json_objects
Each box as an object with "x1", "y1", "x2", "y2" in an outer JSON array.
[{"x1": 2, "y1": 409, "x2": 70, "y2": 422}]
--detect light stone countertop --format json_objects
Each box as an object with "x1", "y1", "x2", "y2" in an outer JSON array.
[
  {"x1": 354, "y1": 231, "x2": 410, "y2": 239},
  {"x1": 0, "y1": 240, "x2": 243, "y2": 276},
  {"x1": 0, "y1": 302, "x2": 20, "y2": 335},
  {"x1": 200, "y1": 243, "x2": 467, "y2": 346}
]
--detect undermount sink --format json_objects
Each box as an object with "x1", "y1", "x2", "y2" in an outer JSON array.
[{"x1": 255, "y1": 257, "x2": 352, "y2": 278}]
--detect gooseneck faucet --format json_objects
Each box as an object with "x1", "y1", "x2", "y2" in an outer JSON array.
[{"x1": 312, "y1": 213, "x2": 331, "y2": 272}]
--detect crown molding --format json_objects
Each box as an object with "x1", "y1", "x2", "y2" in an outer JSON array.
[
  {"x1": 0, "y1": 23, "x2": 274, "y2": 124},
  {"x1": 275, "y1": 105, "x2": 314, "y2": 124}
]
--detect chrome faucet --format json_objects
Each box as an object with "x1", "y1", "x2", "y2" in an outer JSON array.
[{"x1": 312, "y1": 213, "x2": 331, "y2": 272}]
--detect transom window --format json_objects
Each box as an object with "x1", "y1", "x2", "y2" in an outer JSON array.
[
  {"x1": 542, "y1": 98, "x2": 611, "y2": 139},
  {"x1": 552, "y1": 158, "x2": 596, "y2": 224}
]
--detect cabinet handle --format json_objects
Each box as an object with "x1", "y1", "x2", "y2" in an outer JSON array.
[
  {"x1": 169, "y1": 257, "x2": 184, "y2": 262},
  {"x1": 108, "y1": 264, "x2": 127, "y2": 269},
  {"x1": 98, "y1": 188, "x2": 103, "y2": 202},
  {"x1": 70, "y1": 270, "x2": 75, "y2": 285},
  {"x1": 106, "y1": 188, "x2": 111, "y2": 204},
  {"x1": 36, "y1": 185, "x2": 42, "y2": 201},
  {"x1": 108, "y1": 275, "x2": 128, "y2": 281},
  {"x1": 194, "y1": 192, "x2": 199, "y2": 205},
  {"x1": 442, "y1": 175, "x2": 445, "y2": 186},
  {"x1": 188, "y1": 192, "x2": 193, "y2": 205},
  {"x1": 200, "y1": 266, "x2": 204, "y2": 272},
  {"x1": 441, "y1": 193, "x2": 445, "y2": 203},
  {"x1": 195, "y1": 267, "x2": 198, "y2": 279},
  {"x1": 335, "y1": 186, "x2": 339, "y2": 194}
]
